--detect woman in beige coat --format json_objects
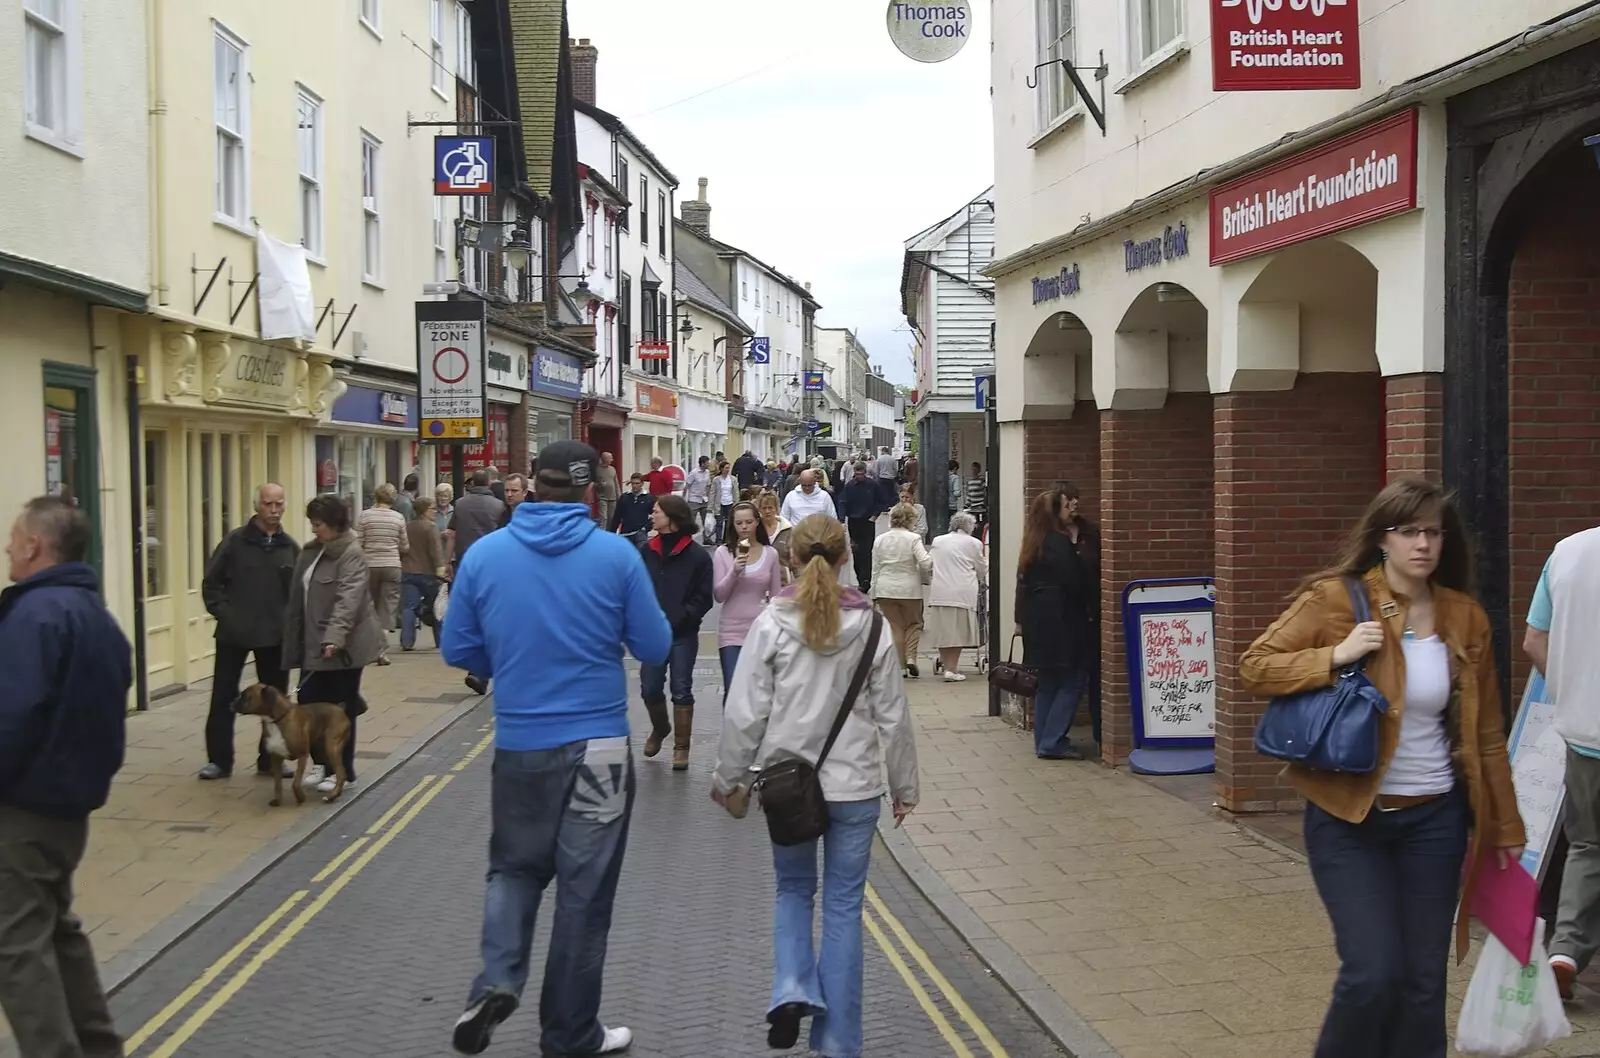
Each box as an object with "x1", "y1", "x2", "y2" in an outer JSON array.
[
  {"x1": 871, "y1": 504, "x2": 933, "y2": 678},
  {"x1": 283, "y1": 495, "x2": 386, "y2": 794}
]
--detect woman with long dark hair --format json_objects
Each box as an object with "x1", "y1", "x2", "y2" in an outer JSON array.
[
  {"x1": 712, "y1": 514, "x2": 918, "y2": 1056},
  {"x1": 714, "y1": 501, "x2": 780, "y2": 692},
  {"x1": 639, "y1": 494, "x2": 715, "y2": 770},
  {"x1": 1014, "y1": 489, "x2": 1095, "y2": 760},
  {"x1": 1240, "y1": 478, "x2": 1525, "y2": 1058},
  {"x1": 1053, "y1": 481, "x2": 1101, "y2": 745}
]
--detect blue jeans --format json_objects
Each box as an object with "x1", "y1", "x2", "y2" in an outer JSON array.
[
  {"x1": 400, "y1": 572, "x2": 438, "y2": 649},
  {"x1": 719, "y1": 645, "x2": 742, "y2": 694},
  {"x1": 1033, "y1": 668, "x2": 1087, "y2": 756},
  {"x1": 1304, "y1": 788, "x2": 1468, "y2": 1058},
  {"x1": 770, "y1": 798, "x2": 881, "y2": 1058},
  {"x1": 640, "y1": 635, "x2": 698, "y2": 709},
  {"x1": 469, "y1": 738, "x2": 635, "y2": 1056}
]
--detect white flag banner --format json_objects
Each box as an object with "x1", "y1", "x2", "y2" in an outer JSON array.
[{"x1": 255, "y1": 231, "x2": 316, "y2": 342}]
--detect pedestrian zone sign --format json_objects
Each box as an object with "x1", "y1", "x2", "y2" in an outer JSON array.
[
  {"x1": 435, "y1": 136, "x2": 494, "y2": 196},
  {"x1": 416, "y1": 299, "x2": 486, "y2": 442}
]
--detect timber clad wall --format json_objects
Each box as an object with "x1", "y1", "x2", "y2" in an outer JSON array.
[
  {"x1": 1507, "y1": 153, "x2": 1600, "y2": 692},
  {"x1": 1384, "y1": 374, "x2": 1444, "y2": 482},
  {"x1": 1213, "y1": 373, "x2": 1384, "y2": 812},
  {"x1": 1098, "y1": 395, "x2": 1216, "y2": 765}
]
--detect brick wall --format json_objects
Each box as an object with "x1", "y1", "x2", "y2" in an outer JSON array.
[
  {"x1": 1099, "y1": 395, "x2": 1215, "y2": 765},
  {"x1": 1213, "y1": 373, "x2": 1384, "y2": 812},
  {"x1": 1021, "y1": 403, "x2": 1101, "y2": 521},
  {"x1": 1507, "y1": 150, "x2": 1600, "y2": 690},
  {"x1": 1385, "y1": 373, "x2": 1444, "y2": 481}
]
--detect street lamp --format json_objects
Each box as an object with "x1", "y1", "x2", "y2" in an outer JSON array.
[{"x1": 503, "y1": 229, "x2": 534, "y2": 271}]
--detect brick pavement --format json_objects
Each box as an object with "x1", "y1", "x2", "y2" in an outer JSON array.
[{"x1": 891, "y1": 674, "x2": 1600, "y2": 1058}]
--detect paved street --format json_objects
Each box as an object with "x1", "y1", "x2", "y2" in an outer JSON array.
[{"x1": 106, "y1": 662, "x2": 1064, "y2": 1058}]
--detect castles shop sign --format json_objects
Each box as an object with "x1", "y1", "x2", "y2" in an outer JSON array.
[
  {"x1": 1031, "y1": 263, "x2": 1082, "y2": 306},
  {"x1": 1125, "y1": 222, "x2": 1191, "y2": 272}
]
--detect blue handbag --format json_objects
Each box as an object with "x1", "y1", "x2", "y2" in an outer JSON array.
[{"x1": 1253, "y1": 577, "x2": 1390, "y2": 773}]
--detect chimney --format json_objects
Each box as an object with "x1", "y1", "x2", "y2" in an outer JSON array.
[
  {"x1": 570, "y1": 38, "x2": 598, "y2": 107},
  {"x1": 680, "y1": 177, "x2": 711, "y2": 236}
]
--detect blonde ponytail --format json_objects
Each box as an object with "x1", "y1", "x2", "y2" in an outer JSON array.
[{"x1": 789, "y1": 514, "x2": 847, "y2": 651}]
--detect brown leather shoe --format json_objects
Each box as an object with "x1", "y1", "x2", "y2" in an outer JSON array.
[
  {"x1": 642, "y1": 698, "x2": 671, "y2": 758},
  {"x1": 1552, "y1": 957, "x2": 1577, "y2": 1001},
  {"x1": 672, "y1": 706, "x2": 693, "y2": 771}
]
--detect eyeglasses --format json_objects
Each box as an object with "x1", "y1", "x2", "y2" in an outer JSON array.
[{"x1": 1385, "y1": 525, "x2": 1445, "y2": 541}]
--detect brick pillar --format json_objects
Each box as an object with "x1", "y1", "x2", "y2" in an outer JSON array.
[
  {"x1": 1384, "y1": 373, "x2": 1444, "y2": 481},
  {"x1": 1214, "y1": 373, "x2": 1384, "y2": 812},
  {"x1": 1099, "y1": 394, "x2": 1215, "y2": 766},
  {"x1": 1021, "y1": 402, "x2": 1100, "y2": 518}
]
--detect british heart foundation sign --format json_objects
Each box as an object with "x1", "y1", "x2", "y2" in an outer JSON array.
[
  {"x1": 1212, "y1": 0, "x2": 1362, "y2": 92},
  {"x1": 1209, "y1": 108, "x2": 1417, "y2": 266}
]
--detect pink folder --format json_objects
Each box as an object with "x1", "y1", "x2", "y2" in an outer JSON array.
[{"x1": 1469, "y1": 849, "x2": 1539, "y2": 966}]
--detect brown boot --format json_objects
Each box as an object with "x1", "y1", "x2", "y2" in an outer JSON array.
[
  {"x1": 672, "y1": 706, "x2": 693, "y2": 771},
  {"x1": 643, "y1": 698, "x2": 671, "y2": 758}
]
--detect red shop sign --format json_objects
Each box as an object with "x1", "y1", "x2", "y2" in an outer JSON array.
[
  {"x1": 1208, "y1": 108, "x2": 1417, "y2": 266},
  {"x1": 1211, "y1": 0, "x2": 1362, "y2": 92}
]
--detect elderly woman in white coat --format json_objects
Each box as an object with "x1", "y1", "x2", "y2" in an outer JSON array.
[
  {"x1": 871, "y1": 503, "x2": 933, "y2": 679},
  {"x1": 927, "y1": 510, "x2": 987, "y2": 682}
]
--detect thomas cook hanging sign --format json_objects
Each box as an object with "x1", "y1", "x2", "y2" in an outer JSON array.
[{"x1": 886, "y1": 3, "x2": 970, "y2": 63}]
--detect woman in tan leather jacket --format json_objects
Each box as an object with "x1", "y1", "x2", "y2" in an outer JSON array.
[{"x1": 1241, "y1": 478, "x2": 1525, "y2": 1058}]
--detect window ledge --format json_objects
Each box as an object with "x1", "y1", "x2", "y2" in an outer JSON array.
[
  {"x1": 214, "y1": 214, "x2": 256, "y2": 238},
  {"x1": 359, "y1": 16, "x2": 382, "y2": 40},
  {"x1": 431, "y1": 86, "x2": 449, "y2": 104},
  {"x1": 26, "y1": 125, "x2": 85, "y2": 159},
  {"x1": 1113, "y1": 37, "x2": 1190, "y2": 95},
  {"x1": 306, "y1": 253, "x2": 328, "y2": 268},
  {"x1": 362, "y1": 277, "x2": 386, "y2": 291},
  {"x1": 1027, "y1": 105, "x2": 1085, "y2": 150}
]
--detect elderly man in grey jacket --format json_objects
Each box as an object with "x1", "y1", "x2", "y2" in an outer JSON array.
[{"x1": 452, "y1": 470, "x2": 506, "y2": 565}]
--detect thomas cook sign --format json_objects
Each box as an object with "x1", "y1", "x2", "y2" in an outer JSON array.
[{"x1": 886, "y1": 3, "x2": 970, "y2": 63}]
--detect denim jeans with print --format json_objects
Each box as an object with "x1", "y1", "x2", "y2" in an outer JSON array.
[
  {"x1": 468, "y1": 737, "x2": 635, "y2": 1056},
  {"x1": 769, "y1": 797, "x2": 881, "y2": 1058}
]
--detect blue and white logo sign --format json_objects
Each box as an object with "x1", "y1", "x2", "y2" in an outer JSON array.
[
  {"x1": 435, "y1": 136, "x2": 494, "y2": 196},
  {"x1": 750, "y1": 337, "x2": 771, "y2": 364},
  {"x1": 803, "y1": 370, "x2": 825, "y2": 392}
]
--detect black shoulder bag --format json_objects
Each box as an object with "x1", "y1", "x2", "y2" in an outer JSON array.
[{"x1": 756, "y1": 613, "x2": 884, "y2": 847}]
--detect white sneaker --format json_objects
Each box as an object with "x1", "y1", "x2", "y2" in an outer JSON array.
[
  {"x1": 943, "y1": 671, "x2": 967, "y2": 682},
  {"x1": 596, "y1": 1026, "x2": 633, "y2": 1053},
  {"x1": 300, "y1": 765, "x2": 326, "y2": 788},
  {"x1": 316, "y1": 774, "x2": 354, "y2": 794}
]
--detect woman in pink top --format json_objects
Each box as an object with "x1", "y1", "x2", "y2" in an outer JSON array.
[{"x1": 714, "y1": 501, "x2": 782, "y2": 693}]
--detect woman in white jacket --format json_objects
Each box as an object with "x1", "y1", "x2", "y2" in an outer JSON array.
[
  {"x1": 712, "y1": 514, "x2": 919, "y2": 1058},
  {"x1": 927, "y1": 511, "x2": 987, "y2": 681},
  {"x1": 871, "y1": 504, "x2": 933, "y2": 679}
]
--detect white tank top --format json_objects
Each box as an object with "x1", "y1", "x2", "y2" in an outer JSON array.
[{"x1": 1378, "y1": 635, "x2": 1456, "y2": 796}]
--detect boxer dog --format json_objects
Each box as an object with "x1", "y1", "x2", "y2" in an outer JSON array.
[{"x1": 232, "y1": 683, "x2": 352, "y2": 806}]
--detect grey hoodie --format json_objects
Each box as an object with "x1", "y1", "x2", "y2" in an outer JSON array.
[{"x1": 713, "y1": 588, "x2": 919, "y2": 805}]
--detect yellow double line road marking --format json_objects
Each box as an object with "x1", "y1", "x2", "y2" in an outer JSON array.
[
  {"x1": 863, "y1": 882, "x2": 1010, "y2": 1058},
  {"x1": 127, "y1": 774, "x2": 453, "y2": 1056},
  {"x1": 452, "y1": 727, "x2": 496, "y2": 773}
]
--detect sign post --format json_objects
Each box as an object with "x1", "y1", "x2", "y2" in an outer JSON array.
[{"x1": 417, "y1": 299, "x2": 487, "y2": 501}]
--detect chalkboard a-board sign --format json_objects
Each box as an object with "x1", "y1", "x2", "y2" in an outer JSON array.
[
  {"x1": 1507, "y1": 670, "x2": 1565, "y2": 883},
  {"x1": 1122, "y1": 578, "x2": 1216, "y2": 775}
]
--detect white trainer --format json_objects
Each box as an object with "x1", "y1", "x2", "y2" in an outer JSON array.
[
  {"x1": 300, "y1": 764, "x2": 326, "y2": 787},
  {"x1": 316, "y1": 774, "x2": 353, "y2": 794},
  {"x1": 597, "y1": 1025, "x2": 633, "y2": 1053},
  {"x1": 943, "y1": 671, "x2": 967, "y2": 682}
]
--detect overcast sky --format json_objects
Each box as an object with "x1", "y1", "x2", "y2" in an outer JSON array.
[{"x1": 568, "y1": 0, "x2": 992, "y2": 386}]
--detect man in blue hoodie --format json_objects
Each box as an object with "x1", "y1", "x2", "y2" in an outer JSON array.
[
  {"x1": 0, "y1": 496, "x2": 132, "y2": 1058},
  {"x1": 442, "y1": 441, "x2": 671, "y2": 1058}
]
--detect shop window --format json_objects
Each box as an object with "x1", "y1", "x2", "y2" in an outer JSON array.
[
  {"x1": 143, "y1": 432, "x2": 167, "y2": 598},
  {"x1": 266, "y1": 434, "x2": 281, "y2": 484},
  {"x1": 42, "y1": 363, "x2": 99, "y2": 573}
]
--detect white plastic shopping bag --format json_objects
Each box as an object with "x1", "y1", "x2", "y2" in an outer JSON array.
[
  {"x1": 433, "y1": 583, "x2": 450, "y2": 625},
  {"x1": 1455, "y1": 918, "x2": 1571, "y2": 1057}
]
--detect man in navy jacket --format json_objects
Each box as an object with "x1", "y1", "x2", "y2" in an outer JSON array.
[{"x1": 0, "y1": 496, "x2": 132, "y2": 1057}]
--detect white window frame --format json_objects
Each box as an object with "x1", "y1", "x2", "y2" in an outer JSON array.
[
  {"x1": 297, "y1": 86, "x2": 324, "y2": 260},
  {"x1": 359, "y1": 0, "x2": 381, "y2": 37},
  {"x1": 429, "y1": 0, "x2": 448, "y2": 98},
  {"x1": 213, "y1": 22, "x2": 250, "y2": 229},
  {"x1": 1034, "y1": 0, "x2": 1076, "y2": 134},
  {"x1": 586, "y1": 201, "x2": 597, "y2": 267},
  {"x1": 1128, "y1": 0, "x2": 1183, "y2": 69},
  {"x1": 433, "y1": 196, "x2": 448, "y2": 283},
  {"x1": 603, "y1": 211, "x2": 614, "y2": 277},
  {"x1": 23, "y1": 0, "x2": 82, "y2": 155},
  {"x1": 361, "y1": 131, "x2": 382, "y2": 285},
  {"x1": 455, "y1": 3, "x2": 475, "y2": 87}
]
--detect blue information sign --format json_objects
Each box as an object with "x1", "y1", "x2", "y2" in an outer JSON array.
[
  {"x1": 803, "y1": 370, "x2": 825, "y2": 392},
  {"x1": 434, "y1": 136, "x2": 495, "y2": 196},
  {"x1": 750, "y1": 337, "x2": 771, "y2": 364}
]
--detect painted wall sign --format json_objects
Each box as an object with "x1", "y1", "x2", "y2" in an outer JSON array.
[
  {"x1": 416, "y1": 299, "x2": 487, "y2": 442},
  {"x1": 530, "y1": 347, "x2": 583, "y2": 400},
  {"x1": 1209, "y1": 108, "x2": 1418, "y2": 266},
  {"x1": 215, "y1": 343, "x2": 297, "y2": 410},
  {"x1": 885, "y1": 2, "x2": 970, "y2": 63},
  {"x1": 634, "y1": 382, "x2": 678, "y2": 420},
  {"x1": 1030, "y1": 263, "x2": 1082, "y2": 305},
  {"x1": 1211, "y1": 0, "x2": 1361, "y2": 92},
  {"x1": 434, "y1": 136, "x2": 494, "y2": 195},
  {"x1": 1124, "y1": 222, "x2": 1191, "y2": 272},
  {"x1": 485, "y1": 338, "x2": 527, "y2": 390}
]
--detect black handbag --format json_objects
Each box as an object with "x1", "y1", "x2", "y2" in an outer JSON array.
[
  {"x1": 756, "y1": 613, "x2": 883, "y2": 847},
  {"x1": 1253, "y1": 577, "x2": 1390, "y2": 773},
  {"x1": 988, "y1": 635, "x2": 1038, "y2": 698}
]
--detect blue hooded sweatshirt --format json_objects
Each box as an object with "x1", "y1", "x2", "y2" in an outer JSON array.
[{"x1": 441, "y1": 502, "x2": 672, "y2": 751}]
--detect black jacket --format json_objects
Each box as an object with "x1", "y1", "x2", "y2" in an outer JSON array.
[
  {"x1": 840, "y1": 478, "x2": 880, "y2": 521},
  {"x1": 734, "y1": 454, "x2": 764, "y2": 490},
  {"x1": 202, "y1": 520, "x2": 300, "y2": 648},
  {"x1": 1016, "y1": 531, "x2": 1094, "y2": 672},
  {"x1": 0, "y1": 563, "x2": 131, "y2": 819},
  {"x1": 642, "y1": 534, "x2": 714, "y2": 639},
  {"x1": 453, "y1": 486, "x2": 506, "y2": 561},
  {"x1": 610, "y1": 491, "x2": 656, "y2": 535}
]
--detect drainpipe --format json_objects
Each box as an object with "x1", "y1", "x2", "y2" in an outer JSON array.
[
  {"x1": 126, "y1": 352, "x2": 149, "y2": 712},
  {"x1": 146, "y1": 0, "x2": 166, "y2": 307}
]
